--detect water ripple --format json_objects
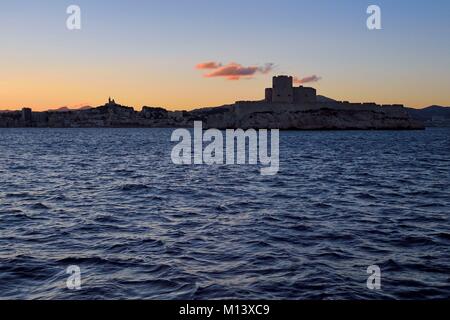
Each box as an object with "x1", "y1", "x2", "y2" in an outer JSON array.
[{"x1": 0, "y1": 128, "x2": 449, "y2": 299}]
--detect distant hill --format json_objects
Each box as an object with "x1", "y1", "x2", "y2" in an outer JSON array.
[
  {"x1": 47, "y1": 106, "x2": 92, "y2": 112},
  {"x1": 406, "y1": 105, "x2": 450, "y2": 120},
  {"x1": 0, "y1": 106, "x2": 92, "y2": 113},
  {"x1": 406, "y1": 106, "x2": 450, "y2": 127}
]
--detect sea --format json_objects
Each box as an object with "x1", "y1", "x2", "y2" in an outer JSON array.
[{"x1": 0, "y1": 128, "x2": 449, "y2": 299}]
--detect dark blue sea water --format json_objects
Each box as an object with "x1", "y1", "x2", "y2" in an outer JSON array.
[{"x1": 0, "y1": 128, "x2": 449, "y2": 300}]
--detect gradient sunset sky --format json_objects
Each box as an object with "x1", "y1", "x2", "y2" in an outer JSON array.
[{"x1": 1, "y1": 0, "x2": 449, "y2": 111}]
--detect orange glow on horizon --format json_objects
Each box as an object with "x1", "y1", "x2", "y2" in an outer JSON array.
[{"x1": 1, "y1": 72, "x2": 450, "y2": 111}]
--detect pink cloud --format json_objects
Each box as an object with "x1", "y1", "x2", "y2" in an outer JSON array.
[
  {"x1": 195, "y1": 61, "x2": 223, "y2": 69},
  {"x1": 196, "y1": 62, "x2": 274, "y2": 80},
  {"x1": 294, "y1": 75, "x2": 322, "y2": 85}
]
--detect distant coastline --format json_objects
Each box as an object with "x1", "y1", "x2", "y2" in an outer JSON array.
[{"x1": 1, "y1": 76, "x2": 443, "y2": 130}]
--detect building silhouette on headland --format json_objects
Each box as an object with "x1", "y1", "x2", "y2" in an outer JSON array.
[
  {"x1": 107, "y1": 97, "x2": 116, "y2": 105},
  {"x1": 264, "y1": 76, "x2": 317, "y2": 104}
]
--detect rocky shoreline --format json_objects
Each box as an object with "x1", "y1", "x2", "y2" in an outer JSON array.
[
  {"x1": 0, "y1": 75, "x2": 425, "y2": 130},
  {"x1": 0, "y1": 100, "x2": 424, "y2": 130}
]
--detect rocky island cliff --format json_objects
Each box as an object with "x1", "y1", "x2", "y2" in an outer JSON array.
[{"x1": 0, "y1": 76, "x2": 424, "y2": 130}]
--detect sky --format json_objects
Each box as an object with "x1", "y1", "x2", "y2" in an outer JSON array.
[{"x1": 1, "y1": 0, "x2": 449, "y2": 111}]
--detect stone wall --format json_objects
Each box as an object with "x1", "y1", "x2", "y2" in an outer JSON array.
[{"x1": 293, "y1": 86, "x2": 317, "y2": 104}]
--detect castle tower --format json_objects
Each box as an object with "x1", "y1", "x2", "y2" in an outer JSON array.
[
  {"x1": 272, "y1": 76, "x2": 294, "y2": 103},
  {"x1": 265, "y1": 88, "x2": 273, "y2": 102}
]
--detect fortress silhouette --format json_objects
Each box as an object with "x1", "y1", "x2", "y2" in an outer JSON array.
[{"x1": 265, "y1": 76, "x2": 317, "y2": 104}]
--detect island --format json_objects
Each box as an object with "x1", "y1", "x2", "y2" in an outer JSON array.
[{"x1": 0, "y1": 76, "x2": 424, "y2": 130}]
